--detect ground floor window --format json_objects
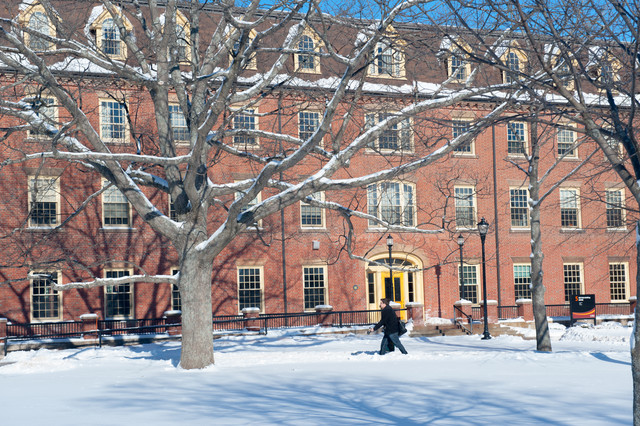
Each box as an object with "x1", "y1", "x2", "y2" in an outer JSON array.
[
  {"x1": 459, "y1": 264, "x2": 478, "y2": 303},
  {"x1": 171, "y1": 268, "x2": 181, "y2": 311},
  {"x1": 105, "y1": 269, "x2": 133, "y2": 318},
  {"x1": 563, "y1": 263, "x2": 583, "y2": 303},
  {"x1": 513, "y1": 264, "x2": 532, "y2": 301},
  {"x1": 238, "y1": 267, "x2": 263, "y2": 312},
  {"x1": 609, "y1": 262, "x2": 628, "y2": 301},
  {"x1": 31, "y1": 271, "x2": 60, "y2": 320},
  {"x1": 303, "y1": 265, "x2": 327, "y2": 310}
]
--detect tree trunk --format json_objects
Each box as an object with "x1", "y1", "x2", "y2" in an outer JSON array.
[
  {"x1": 178, "y1": 254, "x2": 215, "y2": 369},
  {"x1": 529, "y1": 122, "x2": 552, "y2": 352},
  {"x1": 633, "y1": 222, "x2": 640, "y2": 425}
]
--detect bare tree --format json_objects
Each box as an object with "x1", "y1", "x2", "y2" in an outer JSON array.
[{"x1": 0, "y1": 0, "x2": 519, "y2": 369}]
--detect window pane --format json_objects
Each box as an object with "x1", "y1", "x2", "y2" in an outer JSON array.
[
  {"x1": 563, "y1": 264, "x2": 582, "y2": 302},
  {"x1": 105, "y1": 270, "x2": 132, "y2": 317},
  {"x1": 102, "y1": 19, "x2": 121, "y2": 56},
  {"x1": 101, "y1": 101, "x2": 126, "y2": 140},
  {"x1": 169, "y1": 104, "x2": 189, "y2": 141},
  {"x1": 513, "y1": 264, "x2": 531, "y2": 301},
  {"x1": 609, "y1": 263, "x2": 627, "y2": 301},
  {"x1": 238, "y1": 268, "x2": 262, "y2": 311},
  {"x1": 233, "y1": 110, "x2": 256, "y2": 146},
  {"x1": 28, "y1": 11, "x2": 50, "y2": 51},
  {"x1": 32, "y1": 272, "x2": 59, "y2": 319},
  {"x1": 299, "y1": 111, "x2": 319, "y2": 141},
  {"x1": 510, "y1": 189, "x2": 529, "y2": 227},
  {"x1": 303, "y1": 266, "x2": 326, "y2": 310},
  {"x1": 507, "y1": 122, "x2": 526, "y2": 154},
  {"x1": 557, "y1": 129, "x2": 575, "y2": 156},
  {"x1": 298, "y1": 35, "x2": 315, "y2": 70},
  {"x1": 103, "y1": 184, "x2": 130, "y2": 226},
  {"x1": 606, "y1": 190, "x2": 624, "y2": 228},
  {"x1": 455, "y1": 187, "x2": 475, "y2": 228}
]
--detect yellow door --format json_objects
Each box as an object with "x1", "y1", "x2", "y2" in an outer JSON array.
[{"x1": 381, "y1": 271, "x2": 406, "y2": 320}]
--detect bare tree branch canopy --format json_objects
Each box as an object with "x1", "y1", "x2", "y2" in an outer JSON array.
[{"x1": 0, "y1": 0, "x2": 523, "y2": 369}]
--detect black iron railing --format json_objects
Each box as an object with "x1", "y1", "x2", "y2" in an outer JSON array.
[{"x1": 7, "y1": 321, "x2": 83, "y2": 339}]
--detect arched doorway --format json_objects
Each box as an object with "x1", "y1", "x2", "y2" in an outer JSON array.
[{"x1": 365, "y1": 254, "x2": 424, "y2": 320}]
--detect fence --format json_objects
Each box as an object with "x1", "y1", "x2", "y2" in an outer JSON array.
[{"x1": 470, "y1": 302, "x2": 632, "y2": 321}]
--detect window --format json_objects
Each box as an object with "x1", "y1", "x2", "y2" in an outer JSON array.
[
  {"x1": 174, "y1": 21, "x2": 190, "y2": 63},
  {"x1": 369, "y1": 40, "x2": 404, "y2": 78},
  {"x1": 27, "y1": 11, "x2": 51, "y2": 51},
  {"x1": 238, "y1": 267, "x2": 263, "y2": 312},
  {"x1": 170, "y1": 268, "x2": 181, "y2": 311},
  {"x1": 459, "y1": 264, "x2": 478, "y2": 303},
  {"x1": 301, "y1": 192, "x2": 324, "y2": 228},
  {"x1": 28, "y1": 97, "x2": 56, "y2": 139},
  {"x1": 235, "y1": 188, "x2": 261, "y2": 228},
  {"x1": 20, "y1": 3, "x2": 55, "y2": 52},
  {"x1": 507, "y1": 122, "x2": 527, "y2": 155},
  {"x1": 513, "y1": 264, "x2": 532, "y2": 301},
  {"x1": 90, "y1": 8, "x2": 132, "y2": 60},
  {"x1": 102, "y1": 19, "x2": 122, "y2": 56},
  {"x1": 449, "y1": 53, "x2": 468, "y2": 81},
  {"x1": 105, "y1": 269, "x2": 133, "y2": 318},
  {"x1": 609, "y1": 262, "x2": 629, "y2": 301},
  {"x1": 230, "y1": 29, "x2": 257, "y2": 70},
  {"x1": 232, "y1": 109, "x2": 257, "y2": 147},
  {"x1": 295, "y1": 33, "x2": 321, "y2": 73},
  {"x1": 169, "y1": 104, "x2": 189, "y2": 142},
  {"x1": 303, "y1": 265, "x2": 327, "y2": 310},
  {"x1": 367, "y1": 181, "x2": 415, "y2": 227},
  {"x1": 606, "y1": 189, "x2": 625, "y2": 229},
  {"x1": 604, "y1": 134, "x2": 624, "y2": 160},
  {"x1": 31, "y1": 271, "x2": 60, "y2": 320},
  {"x1": 299, "y1": 111, "x2": 320, "y2": 141},
  {"x1": 504, "y1": 52, "x2": 521, "y2": 83},
  {"x1": 557, "y1": 128, "x2": 577, "y2": 157},
  {"x1": 452, "y1": 120, "x2": 473, "y2": 154},
  {"x1": 510, "y1": 188, "x2": 529, "y2": 228},
  {"x1": 103, "y1": 182, "x2": 131, "y2": 227},
  {"x1": 100, "y1": 100, "x2": 127, "y2": 142},
  {"x1": 454, "y1": 186, "x2": 476, "y2": 229},
  {"x1": 365, "y1": 112, "x2": 412, "y2": 152},
  {"x1": 563, "y1": 263, "x2": 583, "y2": 302},
  {"x1": 28, "y1": 177, "x2": 59, "y2": 227},
  {"x1": 560, "y1": 188, "x2": 580, "y2": 228}
]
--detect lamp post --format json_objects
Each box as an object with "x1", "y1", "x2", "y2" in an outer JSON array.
[
  {"x1": 457, "y1": 234, "x2": 465, "y2": 300},
  {"x1": 478, "y1": 217, "x2": 491, "y2": 340},
  {"x1": 387, "y1": 235, "x2": 394, "y2": 301}
]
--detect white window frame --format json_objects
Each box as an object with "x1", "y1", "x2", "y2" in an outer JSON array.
[
  {"x1": 27, "y1": 96, "x2": 57, "y2": 139},
  {"x1": 609, "y1": 262, "x2": 629, "y2": 302},
  {"x1": 303, "y1": 265, "x2": 328, "y2": 311},
  {"x1": 563, "y1": 262, "x2": 584, "y2": 303},
  {"x1": 104, "y1": 268, "x2": 134, "y2": 319},
  {"x1": 369, "y1": 39, "x2": 405, "y2": 79},
  {"x1": 507, "y1": 121, "x2": 527, "y2": 156},
  {"x1": 169, "y1": 103, "x2": 189, "y2": 143},
  {"x1": 298, "y1": 110, "x2": 321, "y2": 142},
  {"x1": 365, "y1": 112, "x2": 413, "y2": 152},
  {"x1": 100, "y1": 99, "x2": 129, "y2": 143},
  {"x1": 28, "y1": 176, "x2": 60, "y2": 228},
  {"x1": 102, "y1": 180, "x2": 132, "y2": 228},
  {"x1": 232, "y1": 108, "x2": 259, "y2": 148},
  {"x1": 557, "y1": 127, "x2": 578, "y2": 158},
  {"x1": 30, "y1": 271, "x2": 62, "y2": 321},
  {"x1": 295, "y1": 31, "x2": 321, "y2": 74},
  {"x1": 513, "y1": 263, "x2": 532, "y2": 302},
  {"x1": 452, "y1": 119, "x2": 474, "y2": 155},
  {"x1": 449, "y1": 52, "x2": 470, "y2": 81},
  {"x1": 20, "y1": 3, "x2": 56, "y2": 52},
  {"x1": 235, "y1": 188, "x2": 262, "y2": 228},
  {"x1": 170, "y1": 268, "x2": 181, "y2": 311},
  {"x1": 454, "y1": 185, "x2": 477, "y2": 230},
  {"x1": 605, "y1": 188, "x2": 626, "y2": 230},
  {"x1": 458, "y1": 263, "x2": 479, "y2": 304},
  {"x1": 509, "y1": 187, "x2": 529, "y2": 229},
  {"x1": 367, "y1": 181, "x2": 416, "y2": 228},
  {"x1": 91, "y1": 9, "x2": 132, "y2": 61},
  {"x1": 237, "y1": 266, "x2": 264, "y2": 313},
  {"x1": 559, "y1": 188, "x2": 581, "y2": 229},
  {"x1": 300, "y1": 191, "x2": 325, "y2": 229}
]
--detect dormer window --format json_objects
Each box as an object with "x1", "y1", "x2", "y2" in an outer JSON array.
[
  {"x1": 442, "y1": 38, "x2": 472, "y2": 82},
  {"x1": 19, "y1": 2, "x2": 56, "y2": 52},
  {"x1": 369, "y1": 27, "x2": 405, "y2": 79},
  {"x1": 295, "y1": 30, "x2": 322, "y2": 74},
  {"x1": 89, "y1": 7, "x2": 132, "y2": 60},
  {"x1": 500, "y1": 42, "x2": 527, "y2": 84}
]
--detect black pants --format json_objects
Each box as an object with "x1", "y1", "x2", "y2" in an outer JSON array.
[{"x1": 379, "y1": 332, "x2": 408, "y2": 355}]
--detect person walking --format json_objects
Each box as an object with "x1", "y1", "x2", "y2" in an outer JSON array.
[{"x1": 369, "y1": 298, "x2": 408, "y2": 355}]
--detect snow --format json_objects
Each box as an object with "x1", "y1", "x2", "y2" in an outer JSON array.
[{"x1": 0, "y1": 322, "x2": 633, "y2": 425}]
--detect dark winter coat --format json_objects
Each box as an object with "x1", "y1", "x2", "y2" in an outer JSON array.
[{"x1": 373, "y1": 304, "x2": 399, "y2": 335}]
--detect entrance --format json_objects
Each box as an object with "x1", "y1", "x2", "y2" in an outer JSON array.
[{"x1": 367, "y1": 254, "x2": 423, "y2": 321}]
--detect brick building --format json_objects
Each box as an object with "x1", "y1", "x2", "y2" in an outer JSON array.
[{"x1": 0, "y1": 0, "x2": 635, "y2": 325}]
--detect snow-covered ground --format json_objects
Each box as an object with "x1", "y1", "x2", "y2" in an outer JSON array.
[{"x1": 0, "y1": 322, "x2": 633, "y2": 425}]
